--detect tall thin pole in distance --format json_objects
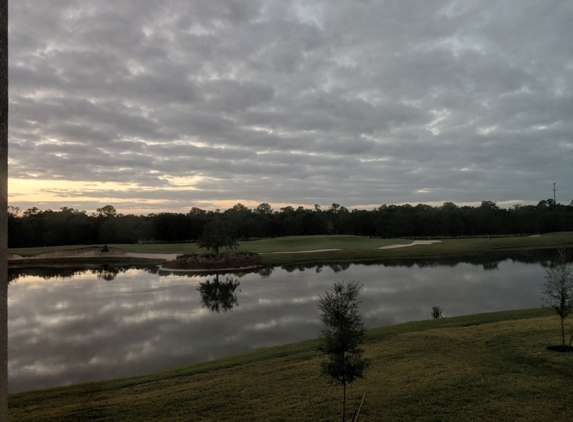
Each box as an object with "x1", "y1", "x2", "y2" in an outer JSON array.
[
  {"x1": 0, "y1": 0, "x2": 8, "y2": 418},
  {"x1": 553, "y1": 182, "x2": 556, "y2": 204}
]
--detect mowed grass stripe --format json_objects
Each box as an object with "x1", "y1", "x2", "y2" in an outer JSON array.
[{"x1": 9, "y1": 307, "x2": 573, "y2": 421}]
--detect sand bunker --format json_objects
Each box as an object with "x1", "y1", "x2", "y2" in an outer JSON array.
[
  {"x1": 379, "y1": 240, "x2": 442, "y2": 249},
  {"x1": 260, "y1": 248, "x2": 342, "y2": 255},
  {"x1": 125, "y1": 252, "x2": 180, "y2": 260},
  {"x1": 8, "y1": 247, "x2": 179, "y2": 261},
  {"x1": 8, "y1": 245, "x2": 346, "y2": 261}
]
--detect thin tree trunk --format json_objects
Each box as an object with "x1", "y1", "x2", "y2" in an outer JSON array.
[
  {"x1": 0, "y1": 0, "x2": 8, "y2": 419},
  {"x1": 342, "y1": 381, "x2": 346, "y2": 422},
  {"x1": 561, "y1": 318, "x2": 565, "y2": 346}
]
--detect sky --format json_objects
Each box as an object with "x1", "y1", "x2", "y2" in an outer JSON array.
[{"x1": 7, "y1": 0, "x2": 573, "y2": 215}]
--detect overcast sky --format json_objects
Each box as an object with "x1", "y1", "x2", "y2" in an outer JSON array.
[{"x1": 8, "y1": 0, "x2": 573, "y2": 214}]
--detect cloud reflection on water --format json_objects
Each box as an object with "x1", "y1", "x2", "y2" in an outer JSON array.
[{"x1": 8, "y1": 252, "x2": 555, "y2": 393}]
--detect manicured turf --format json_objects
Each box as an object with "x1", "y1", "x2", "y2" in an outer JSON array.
[
  {"x1": 258, "y1": 233, "x2": 573, "y2": 266},
  {"x1": 8, "y1": 232, "x2": 573, "y2": 268},
  {"x1": 8, "y1": 307, "x2": 573, "y2": 421}
]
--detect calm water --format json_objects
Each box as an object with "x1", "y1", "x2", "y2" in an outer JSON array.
[{"x1": 8, "y1": 251, "x2": 560, "y2": 393}]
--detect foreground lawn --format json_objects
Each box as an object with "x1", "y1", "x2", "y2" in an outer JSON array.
[
  {"x1": 9, "y1": 307, "x2": 573, "y2": 421},
  {"x1": 8, "y1": 232, "x2": 573, "y2": 267}
]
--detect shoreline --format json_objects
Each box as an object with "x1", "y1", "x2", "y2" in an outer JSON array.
[{"x1": 158, "y1": 264, "x2": 262, "y2": 273}]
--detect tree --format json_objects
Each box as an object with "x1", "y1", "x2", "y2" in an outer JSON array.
[
  {"x1": 318, "y1": 281, "x2": 368, "y2": 422},
  {"x1": 329, "y1": 203, "x2": 341, "y2": 213},
  {"x1": 188, "y1": 207, "x2": 206, "y2": 217},
  {"x1": 431, "y1": 305, "x2": 443, "y2": 319},
  {"x1": 229, "y1": 203, "x2": 249, "y2": 213},
  {"x1": 542, "y1": 248, "x2": 573, "y2": 346},
  {"x1": 198, "y1": 220, "x2": 238, "y2": 254},
  {"x1": 95, "y1": 205, "x2": 117, "y2": 218},
  {"x1": 255, "y1": 202, "x2": 273, "y2": 214}
]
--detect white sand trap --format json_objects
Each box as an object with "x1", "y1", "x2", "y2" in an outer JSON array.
[
  {"x1": 8, "y1": 247, "x2": 112, "y2": 260},
  {"x1": 261, "y1": 248, "x2": 342, "y2": 255},
  {"x1": 528, "y1": 235, "x2": 541, "y2": 237},
  {"x1": 379, "y1": 240, "x2": 442, "y2": 249}
]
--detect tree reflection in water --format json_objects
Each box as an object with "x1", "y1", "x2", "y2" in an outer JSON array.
[
  {"x1": 197, "y1": 274, "x2": 241, "y2": 313},
  {"x1": 7, "y1": 264, "x2": 160, "y2": 285},
  {"x1": 93, "y1": 266, "x2": 131, "y2": 281}
]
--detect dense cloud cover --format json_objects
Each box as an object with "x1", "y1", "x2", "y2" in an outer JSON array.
[{"x1": 8, "y1": 0, "x2": 573, "y2": 213}]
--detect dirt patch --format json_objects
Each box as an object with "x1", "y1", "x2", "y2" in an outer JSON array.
[{"x1": 379, "y1": 240, "x2": 442, "y2": 250}]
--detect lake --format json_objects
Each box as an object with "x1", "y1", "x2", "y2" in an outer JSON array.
[{"x1": 7, "y1": 250, "x2": 560, "y2": 393}]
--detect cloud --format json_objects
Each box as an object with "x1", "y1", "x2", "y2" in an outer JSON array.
[{"x1": 8, "y1": 0, "x2": 573, "y2": 213}]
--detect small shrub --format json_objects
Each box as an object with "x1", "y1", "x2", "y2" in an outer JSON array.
[
  {"x1": 318, "y1": 281, "x2": 368, "y2": 422},
  {"x1": 431, "y1": 305, "x2": 443, "y2": 319},
  {"x1": 542, "y1": 248, "x2": 573, "y2": 346},
  {"x1": 163, "y1": 251, "x2": 262, "y2": 270}
]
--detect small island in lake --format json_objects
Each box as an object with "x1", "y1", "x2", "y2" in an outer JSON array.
[{"x1": 161, "y1": 252, "x2": 262, "y2": 271}]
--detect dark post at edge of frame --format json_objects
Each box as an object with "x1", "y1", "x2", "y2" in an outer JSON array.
[{"x1": 0, "y1": 0, "x2": 8, "y2": 419}]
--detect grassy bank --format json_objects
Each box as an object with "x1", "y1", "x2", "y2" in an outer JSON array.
[
  {"x1": 9, "y1": 307, "x2": 573, "y2": 421},
  {"x1": 9, "y1": 232, "x2": 573, "y2": 267}
]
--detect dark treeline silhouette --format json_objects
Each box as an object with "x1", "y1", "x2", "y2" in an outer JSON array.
[{"x1": 7, "y1": 199, "x2": 573, "y2": 248}]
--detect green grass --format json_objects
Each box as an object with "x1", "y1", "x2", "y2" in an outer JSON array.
[
  {"x1": 259, "y1": 232, "x2": 573, "y2": 266},
  {"x1": 9, "y1": 307, "x2": 573, "y2": 421},
  {"x1": 91, "y1": 235, "x2": 410, "y2": 255},
  {"x1": 9, "y1": 233, "x2": 573, "y2": 268},
  {"x1": 236, "y1": 235, "x2": 411, "y2": 252}
]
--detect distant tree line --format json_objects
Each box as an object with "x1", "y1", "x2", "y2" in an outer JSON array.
[{"x1": 7, "y1": 199, "x2": 573, "y2": 248}]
